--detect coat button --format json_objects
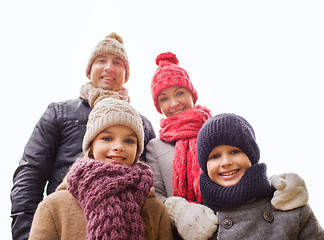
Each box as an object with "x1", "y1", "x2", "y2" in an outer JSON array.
[
  {"x1": 222, "y1": 218, "x2": 233, "y2": 229},
  {"x1": 263, "y1": 212, "x2": 274, "y2": 222}
]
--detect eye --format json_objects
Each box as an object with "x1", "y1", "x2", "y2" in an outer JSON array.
[
  {"x1": 175, "y1": 91, "x2": 184, "y2": 97},
  {"x1": 209, "y1": 154, "x2": 220, "y2": 160},
  {"x1": 102, "y1": 136, "x2": 112, "y2": 142},
  {"x1": 95, "y1": 57, "x2": 106, "y2": 64},
  {"x1": 113, "y1": 60, "x2": 121, "y2": 65},
  {"x1": 231, "y1": 149, "x2": 241, "y2": 155},
  {"x1": 158, "y1": 96, "x2": 168, "y2": 102},
  {"x1": 125, "y1": 138, "x2": 136, "y2": 144}
]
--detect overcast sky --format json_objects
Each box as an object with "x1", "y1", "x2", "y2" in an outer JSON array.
[{"x1": 1, "y1": 0, "x2": 323, "y2": 237}]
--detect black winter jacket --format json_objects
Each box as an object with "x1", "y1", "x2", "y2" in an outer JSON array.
[{"x1": 10, "y1": 98, "x2": 156, "y2": 240}]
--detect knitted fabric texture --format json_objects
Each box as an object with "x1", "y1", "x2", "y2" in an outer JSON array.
[
  {"x1": 86, "y1": 32, "x2": 130, "y2": 82},
  {"x1": 197, "y1": 113, "x2": 260, "y2": 174},
  {"x1": 200, "y1": 163, "x2": 274, "y2": 212},
  {"x1": 67, "y1": 158, "x2": 153, "y2": 240},
  {"x1": 159, "y1": 105, "x2": 212, "y2": 203},
  {"x1": 82, "y1": 98, "x2": 144, "y2": 163},
  {"x1": 80, "y1": 82, "x2": 131, "y2": 108},
  {"x1": 151, "y1": 52, "x2": 198, "y2": 114}
]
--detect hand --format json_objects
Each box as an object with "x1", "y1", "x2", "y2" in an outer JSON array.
[
  {"x1": 165, "y1": 197, "x2": 218, "y2": 240},
  {"x1": 270, "y1": 173, "x2": 308, "y2": 211}
]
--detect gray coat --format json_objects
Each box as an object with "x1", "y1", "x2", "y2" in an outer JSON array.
[
  {"x1": 146, "y1": 138, "x2": 175, "y2": 202},
  {"x1": 212, "y1": 198, "x2": 324, "y2": 240}
]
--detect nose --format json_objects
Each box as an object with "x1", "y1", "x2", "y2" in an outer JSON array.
[
  {"x1": 104, "y1": 60, "x2": 115, "y2": 72},
  {"x1": 170, "y1": 97, "x2": 179, "y2": 108},
  {"x1": 112, "y1": 140, "x2": 124, "y2": 152},
  {"x1": 220, "y1": 155, "x2": 232, "y2": 168}
]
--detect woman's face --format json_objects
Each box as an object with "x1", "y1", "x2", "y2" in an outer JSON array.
[
  {"x1": 157, "y1": 86, "x2": 194, "y2": 117},
  {"x1": 91, "y1": 125, "x2": 138, "y2": 166}
]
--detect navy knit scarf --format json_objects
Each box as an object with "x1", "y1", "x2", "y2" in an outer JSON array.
[{"x1": 200, "y1": 163, "x2": 274, "y2": 212}]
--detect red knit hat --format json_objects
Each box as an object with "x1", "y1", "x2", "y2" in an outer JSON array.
[{"x1": 151, "y1": 52, "x2": 198, "y2": 114}]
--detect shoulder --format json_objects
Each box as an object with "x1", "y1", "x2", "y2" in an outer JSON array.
[
  {"x1": 38, "y1": 190, "x2": 87, "y2": 227},
  {"x1": 146, "y1": 138, "x2": 175, "y2": 164},
  {"x1": 146, "y1": 138, "x2": 175, "y2": 157},
  {"x1": 45, "y1": 98, "x2": 90, "y2": 122},
  {"x1": 147, "y1": 138, "x2": 175, "y2": 150},
  {"x1": 31, "y1": 190, "x2": 87, "y2": 239},
  {"x1": 40, "y1": 190, "x2": 81, "y2": 212}
]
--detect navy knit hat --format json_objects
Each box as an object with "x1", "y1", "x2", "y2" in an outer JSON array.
[{"x1": 197, "y1": 113, "x2": 260, "y2": 174}]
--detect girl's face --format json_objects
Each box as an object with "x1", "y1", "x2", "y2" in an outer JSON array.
[
  {"x1": 157, "y1": 86, "x2": 194, "y2": 117},
  {"x1": 206, "y1": 145, "x2": 251, "y2": 187},
  {"x1": 91, "y1": 125, "x2": 137, "y2": 166},
  {"x1": 89, "y1": 53, "x2": 126, "y2": 91}
]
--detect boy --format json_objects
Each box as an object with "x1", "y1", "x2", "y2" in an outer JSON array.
[{"x1": 197, "y1": 113, "x2": 324, "y2": 239}]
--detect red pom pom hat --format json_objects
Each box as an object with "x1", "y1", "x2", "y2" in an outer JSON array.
[{"x1": 151, "y1": 52, "x2": 198, "y2": 114}]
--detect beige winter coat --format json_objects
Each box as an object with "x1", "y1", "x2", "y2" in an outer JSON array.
[{"x1": 28, "y1": 179, "x2": 173, "y2": 240}]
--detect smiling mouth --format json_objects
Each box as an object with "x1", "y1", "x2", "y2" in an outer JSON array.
[
  {"x1": 220, "y1": 169, "x2": 239, "y2": 176},
  {"x1": 108, "y1": 156, "x2": 125, "y2": 160},
  {"x1": 171, "y1": 108, "x2": 185, "y2": 115},
  {"x1": 101, "y1": 76, "x2": 115, "y2": 81}
]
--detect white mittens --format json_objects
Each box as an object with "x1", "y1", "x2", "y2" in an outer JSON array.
[
  {"x1": 164, "y1": 196, "x2": 218, "y2": 240},
  {"x1": 270, "y1": 173, "x2": 308, "y2": 211}
]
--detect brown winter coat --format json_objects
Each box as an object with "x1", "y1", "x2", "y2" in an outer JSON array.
[{"x1": 28, "y1": 179, "x2": 173, "y2": 240}]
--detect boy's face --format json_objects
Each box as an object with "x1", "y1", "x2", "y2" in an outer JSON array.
[
  {"x1": 206, "y1": 145, "x2": 251, "y2": 187},
  {"x1": 157, "y1": 86, "x2": 194, "y2": 117},
  {"x1": 89, "y1": 53, "x2": 126, "y2": 91},
  {"x1": 91, "y1": 125, "x2": 137, "y2": 166}
]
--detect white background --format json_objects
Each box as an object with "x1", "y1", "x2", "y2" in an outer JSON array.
[{"x1": 1, "y1": 0, "x2": 323, "y2": 238}]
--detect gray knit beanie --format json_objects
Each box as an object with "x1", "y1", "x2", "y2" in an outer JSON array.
[
  {"x1": 86, "y1": 32, "x2": 130, "y2": 83},
  {"x1": 83, "y1": 98, "x2": 143, "y2": 163},
  {"x1": 197, "y1": 113, "x2": 260, "y2": 174}
]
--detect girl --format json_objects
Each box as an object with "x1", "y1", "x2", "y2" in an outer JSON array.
[
  {"x1": 29, "y1": 98, "x2": 172, "y2": 240},
  {"x1": 146, "y1": 52, "x2": 310, "y2": 240},
  {"x1": 197, "y1": 113, "x2": 323, "y2": 239}
]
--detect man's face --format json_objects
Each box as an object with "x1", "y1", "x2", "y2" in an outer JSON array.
[{"x1": 89, "y1": 53, "x2": 126, "y2": 91}]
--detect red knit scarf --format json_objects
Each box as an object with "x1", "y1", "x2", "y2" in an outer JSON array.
[
  {"x1": 67, "y1": 158, "x2": 153, "y2": 240},
  {"x1": 159, "y1": 105, "x2": 211, "y2": 203}
]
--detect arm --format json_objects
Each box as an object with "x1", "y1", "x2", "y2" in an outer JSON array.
[
  {"x1": 297, "y1": 204, "x2": 324, "y2": 239},
  {"x1": 145, "y1": 140, "x2": 168, "y2": 202},
  {"x1": 11, "y1": 103, "x2": 59, "y2": 240},
  {"x1": 157, "y1": 200, "x2": 174, "y2": 240},
  {"x1": 28, "y1": 200, "x2": 60, "y2": 240}
]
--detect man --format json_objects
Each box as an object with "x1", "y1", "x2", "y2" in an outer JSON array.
[{"x1": 10, "y1": 32, "x2": 156, "y2": 240}]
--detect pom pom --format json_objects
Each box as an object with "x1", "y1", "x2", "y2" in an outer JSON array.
[
  {"x1": 156, "y1": 52, "x2": 179, "y2": 66},
  {"x1": 106, "y1": 32, "x2": 124, "y2": 44}
]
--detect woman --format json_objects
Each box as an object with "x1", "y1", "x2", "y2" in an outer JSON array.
[{"x1": 146, "y1": 52, "x2": 309, "y2": 240}]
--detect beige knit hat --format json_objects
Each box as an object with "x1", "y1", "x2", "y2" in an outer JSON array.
[
  {"x1": 83, "y1": 98, "x2": 143, "y2": 163},
  {"x1": 86, "y1": 32, "x2": 130, "y2": 83}
]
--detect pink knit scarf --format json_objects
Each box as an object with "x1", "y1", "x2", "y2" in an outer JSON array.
[
  {"x1": 67, "y1": 158, "x2": 153, "y2": 240},
  {"x1": 159, "y1": 105, "x2": 212, "y2": 203}
]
